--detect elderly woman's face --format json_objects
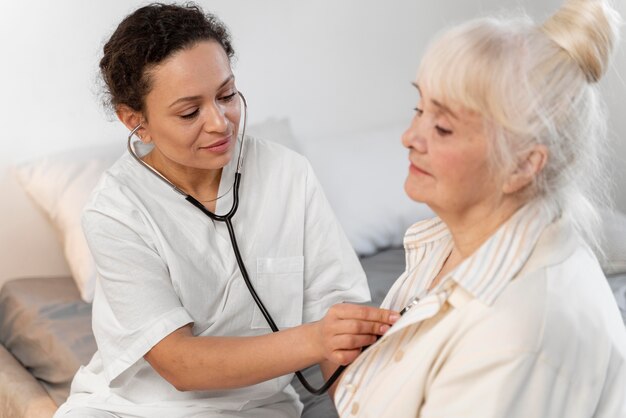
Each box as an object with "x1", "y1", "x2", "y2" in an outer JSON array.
[
  {"x1": 402, "y1": 83, "x2": 502, "y2": 215},
  {"x1": 140, "y1": 40, "x2": 241, "y2": 171}
]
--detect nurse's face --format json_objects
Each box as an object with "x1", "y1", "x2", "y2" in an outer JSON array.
[{"x1": 140, "y1": 40, "x2": 241, "y2": 171}]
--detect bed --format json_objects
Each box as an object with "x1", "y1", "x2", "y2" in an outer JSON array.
[
  {"x1": 1, "y1": 250, "x2": 625, "y2": 418},
  {"x1": 1, "y1": 120, "x2": 625, "y2": 417},
  {"x1": 0, "y1": 249, "x2": 406, "y2": 418}
]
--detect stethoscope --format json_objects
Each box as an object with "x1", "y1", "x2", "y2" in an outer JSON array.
[{"x1": 126, "y1": 91, "x2": 344, "y2": 395}]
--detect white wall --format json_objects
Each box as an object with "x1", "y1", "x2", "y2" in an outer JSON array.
[
  {"x1": 2, "y1": 0, "x2": 623, "y2": 171},
  {"x1": 0, "y1": 0, "x2": 625, "y2": 282},
  {"x1": 0, "y1": 0, "x2": 519, "y2": 159},
  {"x1": 601, "y1": 5, "x2": 626, "y2": 212}
]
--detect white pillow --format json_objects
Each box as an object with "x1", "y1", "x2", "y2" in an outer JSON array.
[
  {"x1": 599, "y1": 208, "x2": 626, "y2": 276},
  {"x1": 16, "y1": 119, "x2": 299, "y2": 302},
  {"x1": 15, "y1": 145, "x2": 122, "y2": 302},
  {"x1": 247, "y1": 117, "x2": 301, "y2": 153},
  {"x1": 300, "y1": 123, "x2": 434, "y2": 256}
]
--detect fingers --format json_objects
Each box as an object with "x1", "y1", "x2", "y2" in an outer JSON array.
[
  {"x1": 327, "y1": 304, "x2": 399, "y2": 337},
  {"x1": 334, "y1": 318, "x2": 391, "y2": 336},
  {"x1": 315, "y1": 303, "x2": 401, "y2": 364},
  {"x1": 324, "y1": 333, "x2": 383, "y2": 365},
  {"x1": 332, "y1": 304, "x2": 400, "y2": 325}
]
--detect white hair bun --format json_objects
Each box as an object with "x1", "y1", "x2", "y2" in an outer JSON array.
[{"x1": 541, "y1": 0, "x2": 621, "y2": 83}]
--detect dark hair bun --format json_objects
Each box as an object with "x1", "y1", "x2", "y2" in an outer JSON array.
[{"x1": 100, "y1": 2, "x2": 234, "y2": 111}]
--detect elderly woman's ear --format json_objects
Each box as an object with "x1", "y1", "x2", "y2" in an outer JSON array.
[{"x1": 502, "y1": 144, "x2": 548, "y2": 194}]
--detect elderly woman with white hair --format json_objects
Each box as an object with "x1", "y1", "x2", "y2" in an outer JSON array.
[{"x1": 333, "y1": 0, "x2": 626, "y2": 417}]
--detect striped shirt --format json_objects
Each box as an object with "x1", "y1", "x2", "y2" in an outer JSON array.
[{"x1": 335, "y1": 201, "x2": 626, "y2": 417}]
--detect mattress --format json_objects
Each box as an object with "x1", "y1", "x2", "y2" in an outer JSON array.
[
  {"x1": 608, "y1": 273, "x2": 626, "y2": 324},
  {"x1": 0, "y1": 276, "x2": 95, "y2": 406},
  {"x1": 0, "y1": 247, "x2": 407, "y2": 418},
  {"x1": 0, "y1": 344, "x2": 57, "y2": 418}
]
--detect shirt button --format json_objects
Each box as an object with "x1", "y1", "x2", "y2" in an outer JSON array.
[
  {"x1": 351, "y1": 402, "x2": 360, "y2": 415},
  {"x1": 394, "y1": 350, "x2": 405, "y2": 362},
  {"x1": 345, "y1": 383, "x2": 358, "y2": 393}
]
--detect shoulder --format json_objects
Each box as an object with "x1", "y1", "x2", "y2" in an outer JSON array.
[
  {"x1": 81, "y1": 153, "x2": 157, "y2": 230},
  {"x1": 539, "y1": 241, "x2": 626, "y2": 356},
  {"x1": 515, "y1": 218, "x2": 624, "y2": 353},
  {"x1": 454, "y1": 229, "x2": 625, "y2": 381}
]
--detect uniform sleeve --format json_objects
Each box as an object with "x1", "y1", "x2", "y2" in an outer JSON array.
[
  {"x1": 420, "y1": 349, "x2": 591, "y2": 418},
  {"x1": 301, "y1": 161, "x2": 371, "y2": 322},
  {"x1": 82, "y1": 191, "x2": 193, "y2": 384}
]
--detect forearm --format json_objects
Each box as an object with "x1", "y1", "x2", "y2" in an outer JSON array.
[
  {"x1": 146, "y1": 304, "x2": 398, "y2": 392},
  {"x1": 149, "y1": 323, "x2": 323, "y2": 391}
]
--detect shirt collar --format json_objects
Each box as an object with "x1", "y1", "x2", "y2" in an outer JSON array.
[{"x1": 403, "y1": 201, "x2": 553, "y2": 306}]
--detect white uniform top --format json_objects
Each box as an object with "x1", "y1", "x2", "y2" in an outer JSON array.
[
  {"x1": 56, "y1": 138, "x2": 370, "y2": 418},
  {"x1": 335, "y1": 202, "x2": 626, "y2": 417}
]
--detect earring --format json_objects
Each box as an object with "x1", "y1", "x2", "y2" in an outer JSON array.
[
  {"x1": 138, "y1": 121, "x2": 149, "y2": 143},
  {"x1": 132, "y1": 124, "x2": 147, "y2": 143}
]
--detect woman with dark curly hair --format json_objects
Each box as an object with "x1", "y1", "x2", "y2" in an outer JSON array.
[{"x1": 54, "y1": 3, "x2": 397, "y2": 417}]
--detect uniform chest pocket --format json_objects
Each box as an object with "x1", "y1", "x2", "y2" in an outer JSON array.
[{"x1": 251, "y1": 256, "x2": 304, "y2": 329}]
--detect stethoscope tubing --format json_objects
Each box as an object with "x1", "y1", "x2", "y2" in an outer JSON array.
[
  {"x1": 126, "y1": 92, "x2": 343, "y2": 394},
  {"x1": 187, "y1": 180, "x2": 345, "y2": 394}
]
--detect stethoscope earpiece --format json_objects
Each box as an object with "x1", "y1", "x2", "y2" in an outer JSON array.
[{"x1": 130, "y1": 123, "x2": 142, "y2": 137}]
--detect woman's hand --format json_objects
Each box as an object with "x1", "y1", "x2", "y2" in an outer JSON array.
[{"x1": 313, "y1": 304, "x2": 400, "y2": 365}]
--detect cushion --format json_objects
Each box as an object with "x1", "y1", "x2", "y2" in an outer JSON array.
[
  {"x1": 608, "y1": 273, "x2": 626, "y2": 323},
  {"x1": 0, "y1": 344, "x2": 58, "y2": 418},
  {"x1": 15, "y1": 146, "x2": 122, "y2": 302},
  {"x1": 599, "y1": 208, "x2": 626, "y2": 275},
  {"x1": 247, "y1": 117, "x2": 301, "y2": 153},
  {"x1": 0, "y1": 277, "x2": 95, "y2": 406},
  {"x1": 300, "y1": 123, "x2": 433, "y2": 256},
  {"x1": 15, "y1": 119, "x2": 299, "y2": 303}
]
